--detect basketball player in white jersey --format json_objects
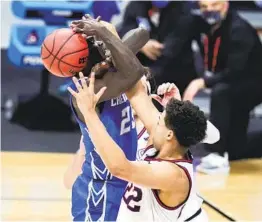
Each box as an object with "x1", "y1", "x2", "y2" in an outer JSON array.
[{"x1": 67, "y1": 66, "x2": 222, "y2": 221}]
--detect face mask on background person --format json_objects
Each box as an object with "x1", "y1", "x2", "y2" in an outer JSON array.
[
  {"x1": 201, "y1": 10, "x2": 222, "y2": 25},
  {"x1": 199, "y1": 0, "x2": 229, "y2": 26}
]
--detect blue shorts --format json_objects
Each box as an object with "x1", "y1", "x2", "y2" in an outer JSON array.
[{"x1": 72, "y1": 174, "x2": 127, "y2": 222}]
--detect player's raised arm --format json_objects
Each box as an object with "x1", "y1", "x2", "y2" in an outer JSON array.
[
  {"x1": 96, "y1": 23, "x2": 147, "y2": 83},
  {"x1": 70, "y1": 25, "x2": 150, "y2": 121},
  {"x1": 72, "y1": 15, "x2": 148, "y2": 90},
  {"x1": 90, "y1": 26, "x2": 150, "y2": 103},
  {"x1": 126, "y1": 81, "x2": 182, "y2": 135},
  {"x1": 70, "y1": 18, "x2": 149, "y2": 103},
  {"x1": 121, "y1": 27, "x2": 150, "y2": 55},
  {"x1": 126, "y1": 81, "x2": 160, "y2": 135}
]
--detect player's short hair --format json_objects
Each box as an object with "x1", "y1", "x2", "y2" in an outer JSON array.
[{"x1": 164, "y1": 98, "x2": 207, "y2": 147}]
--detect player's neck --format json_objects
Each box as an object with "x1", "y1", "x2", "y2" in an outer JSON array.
[{"x1": 157, "y1": 144, "x2": 184, "y2": 160}]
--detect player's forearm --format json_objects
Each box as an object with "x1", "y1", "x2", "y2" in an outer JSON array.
[
  {"x1": 83, "y1": 111, "x2": 129, "y2": 176},
  {"x1": 122, "y1": 27, "x2": 149, "y2": 55},
  {"x1": 97, "y1": 26, "x2": 146, "y2": 81},
  {"x1": 89, "y1": 28, "x2": 149, "y2": 103},
  {"x1": 126, "y1": 81, "x2": 160, "y2": 134}
]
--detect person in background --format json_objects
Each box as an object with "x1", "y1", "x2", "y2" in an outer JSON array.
[
  {"x1": 118, "y1": 1, "x2": 198, "y2": 94},
  {"x1": 182, "y1": 0, "x2": 262, "y2": 174}
]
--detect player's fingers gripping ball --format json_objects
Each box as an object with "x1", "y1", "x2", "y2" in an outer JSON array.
[{"x1": 41, "y1": 28, "x2": 89, "y2": 77}]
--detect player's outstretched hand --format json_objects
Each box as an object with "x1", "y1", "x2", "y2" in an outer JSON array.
[
  {"x1": 70, "y1": 14, "x2": 103, "y2": 38},
  {"x1": 67, "y1": 72, "x2": 107, "y2": 115},
  {"x1": 151, "y1": 83, "x2": 181, "y2": 107}
]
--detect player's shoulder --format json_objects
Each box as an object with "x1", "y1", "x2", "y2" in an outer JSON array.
[
  {"x1": 144, "y1": 157, "x2": 180, "y2": 173},
  {"x1": 145, "y1": 156, "x2": 192, "y2": 185}
]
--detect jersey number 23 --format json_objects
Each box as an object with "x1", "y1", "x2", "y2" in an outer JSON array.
[{"x1": 120, "y1": 106, "x2": 135, "y2": 135}]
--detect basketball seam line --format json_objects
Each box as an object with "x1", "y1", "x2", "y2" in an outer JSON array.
[
  {"x1": 58, "y1": 47, "x2": 89, "y2": 76},
  {"x1": 49, "y1": 32, "x2": 76, "y2": 69},
  {"x1": 41, "y1": 30, "x2": 58, "y2": 60},
  {"x1": 42, "y1": 44, "x2": 88, "y2": 68},
  {"x1": 58, "y1": 59, "x2": 66, "y2": 77}
]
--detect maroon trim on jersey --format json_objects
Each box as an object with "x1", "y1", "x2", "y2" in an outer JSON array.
[
  {"x1": 177, "y1": 204, "x2": 186, "y2": 219},
  {"x1": 151, "y1": 164, "x2": 192, "y2": 211},
  {"x1": 173, "y1": 151, "x2": 193, "y2": 164},
  {"x1": 144, "y1": 151, "x2": 193, "y2": 164},
  {"x1": 138, "y1": 127, "x2": 146, "y2": 139},
  {"x1": 143, "y1": 144, "x2": 154, "y2": 153}
]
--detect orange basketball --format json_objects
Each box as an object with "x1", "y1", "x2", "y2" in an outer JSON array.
[{"x1": 41, "y1": 28, "x2": 89, "y2": 77}]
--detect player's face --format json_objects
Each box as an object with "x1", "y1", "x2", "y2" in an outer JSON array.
[{"x1": 153, "y1": 111, "x2": 170, "y2": 149}]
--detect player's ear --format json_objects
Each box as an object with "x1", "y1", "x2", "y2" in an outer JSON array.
[{"x1": 166, "y1": 130, "x2": 174, "y2": 141}]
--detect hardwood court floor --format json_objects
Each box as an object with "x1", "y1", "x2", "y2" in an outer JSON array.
[
  {"x1": 1, "y1": 152, "x2": 72, "y2": 221},
  {"x1": 1, "y1": 151, "x2": 262, "y2": 221},
  {"x1": 197, "y1": 159, "x2": 262, "y2": 221}
]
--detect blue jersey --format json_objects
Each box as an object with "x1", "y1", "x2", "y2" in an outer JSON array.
[{"x1": 70, "y1": 93, "x2": 137, "y2": 221}]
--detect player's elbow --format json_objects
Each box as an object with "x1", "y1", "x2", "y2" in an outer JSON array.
[
  {"x1": 108, "y1": 166, "x2": 121, "y2": 178},
  {"x1": 127, "y1": 64, "x2": 147, "y2": 87}
]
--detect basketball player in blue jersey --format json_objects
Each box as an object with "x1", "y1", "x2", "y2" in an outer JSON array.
[{"x1": 68, "y1": 16, "x2": 149, "y2": 221}]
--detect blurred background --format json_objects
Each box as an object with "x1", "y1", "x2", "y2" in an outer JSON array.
[{"x1": 1, "y1": 0, "x2": 262, "y2": 221}]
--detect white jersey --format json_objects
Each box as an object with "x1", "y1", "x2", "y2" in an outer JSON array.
[
  {"x1": 117, "y1": 153, "x2": 208, "y2": 222},
  {"x1": 136, "y1": 127, "x2": 149, "y2": 160}
]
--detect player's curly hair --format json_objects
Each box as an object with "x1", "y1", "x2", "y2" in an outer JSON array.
[{"x1": 164, "y1": 98, "x2": 207, "y2": 147}]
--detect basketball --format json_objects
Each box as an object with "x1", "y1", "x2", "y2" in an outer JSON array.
[{"x1": 41, "y1": 28, "x2": 89, "y2": 77}]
